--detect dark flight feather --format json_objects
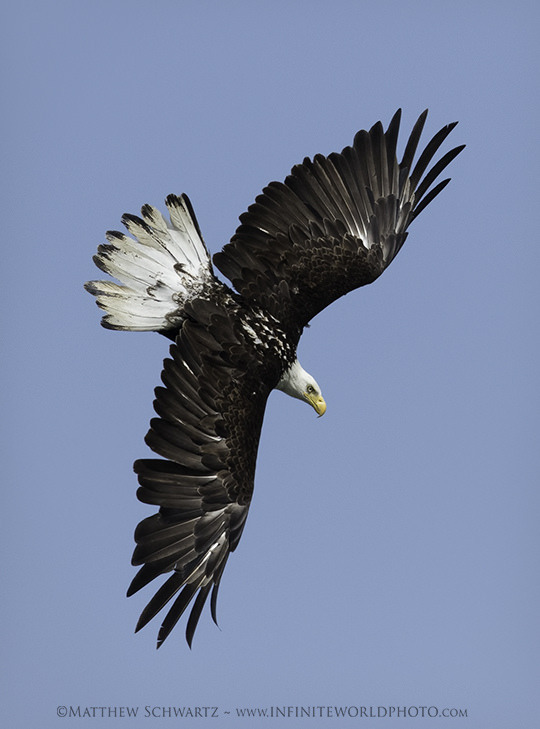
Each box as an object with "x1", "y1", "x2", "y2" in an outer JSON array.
[{"x1": 214, "y1": 110, "x2": 463, "y2": 336}]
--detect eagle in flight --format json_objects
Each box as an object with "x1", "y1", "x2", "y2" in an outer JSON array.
[{"x1": 85, "y1": 110, "x2": 463, "y2": 647}]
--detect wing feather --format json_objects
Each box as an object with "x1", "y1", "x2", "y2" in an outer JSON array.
[
  {"x1": 213, "y1": 110, "x2": 463, "y2": 333},
  {"x1": 128, "y1": 298, "x2": 274, "y2": 646}
]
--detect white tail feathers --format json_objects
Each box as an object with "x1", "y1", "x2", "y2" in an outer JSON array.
[{"x1": 85, "y1": 194, "x2": 214, "y2": 332}]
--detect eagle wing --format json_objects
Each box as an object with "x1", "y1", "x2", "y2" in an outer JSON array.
[
  {"x1": 214, "y1": 110, "x2": 464, "y2": 335},
  {"x1": 128, "y1": 296, "x2": 275, "y2": 647}
]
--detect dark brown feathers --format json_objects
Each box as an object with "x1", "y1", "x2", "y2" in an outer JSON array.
[
  {"x1": 214, "y1": 109, "x2": 464, "y2": 334},
  {"x1": 128, "y1": 296, "x2": 284, "y2": 647}
]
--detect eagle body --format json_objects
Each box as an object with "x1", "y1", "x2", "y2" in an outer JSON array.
[{"x1": 85, "y1": 110, "x2": 463, "y2": 646}]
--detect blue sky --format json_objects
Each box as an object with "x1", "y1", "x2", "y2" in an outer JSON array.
[{"x1": 2, "y1": 1, "x2": 539, "y2": 727}]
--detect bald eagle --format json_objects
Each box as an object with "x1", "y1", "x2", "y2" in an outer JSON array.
[{"x1": 85, "y1": 110, "x2": 463, "y2": 647}]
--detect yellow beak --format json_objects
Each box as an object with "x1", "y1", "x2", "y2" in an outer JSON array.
[{"x1": 305, "y1": 392, "x2": 327, "y2": 417}]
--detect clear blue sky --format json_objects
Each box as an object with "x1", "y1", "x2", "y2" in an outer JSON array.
[{"x1": 2, "y1": 1, "x2": 539, "y2": 727}]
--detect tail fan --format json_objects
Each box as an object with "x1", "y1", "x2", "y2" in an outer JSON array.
[{"x1": 85, "y1": 194, "x2": 215, "y2": 333}]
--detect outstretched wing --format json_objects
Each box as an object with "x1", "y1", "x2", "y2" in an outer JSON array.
[
  {"x1": 214, "y1": 110, "x2": 464, "y2": 334},
  {"x1": 128, "y1": 296, "x2": 276, "y2": 647}
]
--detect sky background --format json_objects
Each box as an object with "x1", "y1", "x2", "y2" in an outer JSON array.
[{"x1": 2, "y1": 1, "x2": 539, "y2": 727}]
